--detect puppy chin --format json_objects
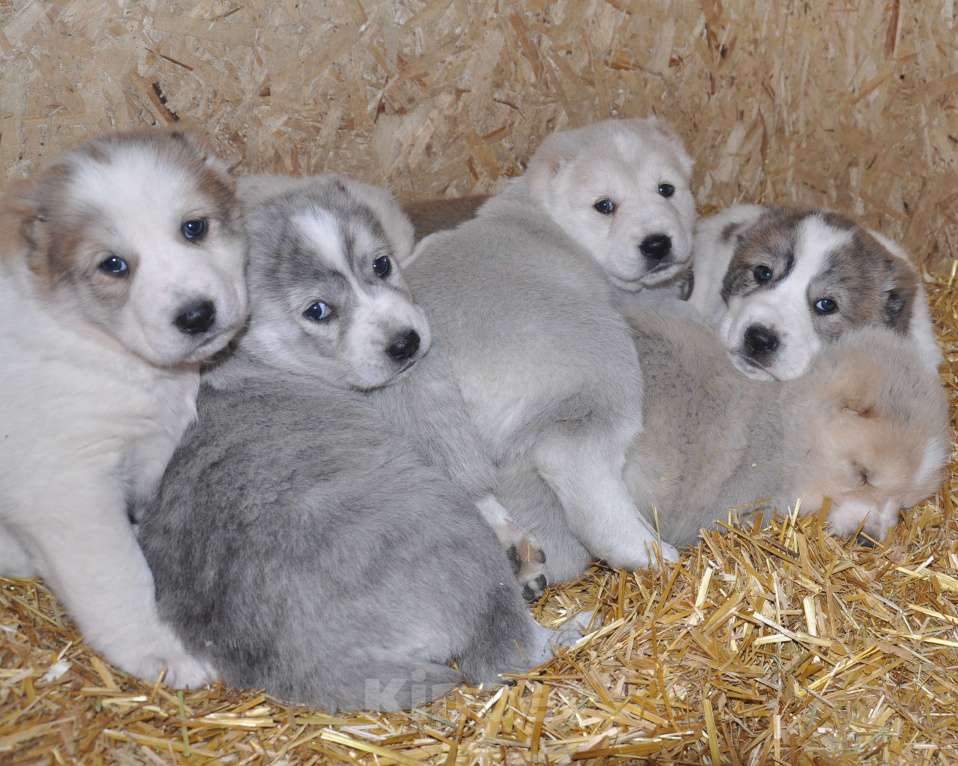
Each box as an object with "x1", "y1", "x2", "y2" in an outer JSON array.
[
  {"x1": 349, "y1": 356, "x2": 422, "y2": 392},
  {"x1": 181, "y1": 329, "x2": 237, "y2": 364},
  {"x1": 639, "y1": 260, "x2": 690, "y2": 287},
  {"x1": 729, "y1": 351, "x2": 776, "y2": 381}
]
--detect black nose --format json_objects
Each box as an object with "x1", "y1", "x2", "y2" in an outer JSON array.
[
  {"x1": 174, "y1": 300, "x2": 216, "y2": 335},
  {"x1": 744, "y1": 324, "x2": 779, "y2": 356},
  {"x1": 639, "y1": 234, "x2": 672, "y2": 261},
  {"x1": 386, "y1": 329, "x2": 421, "y2": 361}
]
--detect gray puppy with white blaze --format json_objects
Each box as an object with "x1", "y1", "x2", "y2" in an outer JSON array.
[{"x1": 138, "y1": 176, "x2": 566, "y2": 711}]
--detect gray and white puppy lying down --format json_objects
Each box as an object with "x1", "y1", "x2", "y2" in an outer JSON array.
[
  {"x1": 138, "y1": 176, "x2": 577, "y2": 711},
  {"x1": 224, "y1": 175, "x2": 548, "y2": 597},
  {"x1": 501, "y1": 305, "x2": 948, "y2": 574},
  {"x1": 688, "y1": 204, "x2": 942, "y2": 381},
  {"x1": 405, "y1": 118, "x2": 696, "y2": 580}
]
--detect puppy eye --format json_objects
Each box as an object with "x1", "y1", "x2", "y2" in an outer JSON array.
[
  {"x1": 181, "y1": 218, "x2": 209, "y2": 242},
  {"x1": 593, "y1": 198, "x2": 616, "y2": 215},
  {"x1": 657, "y1": 183, "x2": 675, "y2": 198},
  {"x1": 98, "y1": 255, "x2": 129, "y2": 277},
  {"x1": 303, "y1": 301, "x2": 333, "y2": 322},
  {"x1": 814, "y1": 297, "x2": 838, "y2": 315},
  {"x1": 372, "y1": 255, "x2": 392, "y2": 279},
  {"x1": 752, "y1": 264, "x2": 773, "y2": 284}
]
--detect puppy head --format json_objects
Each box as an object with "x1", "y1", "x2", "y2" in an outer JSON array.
[
  {"x1": 7, "y1": 130, "x2": 248, "y2": 367},
  {"x1": 794, "y1": 327, "x2": 949, "y2": 539},
  {"x1": 719, "y1": 209, "x2": 917, "y2": 381},
  {"x1": 240, "y1": 175, "x2": 431, "y2": 390},
  {"x1": 526, "y1": 117, "x2": 696, "y2": 291}
]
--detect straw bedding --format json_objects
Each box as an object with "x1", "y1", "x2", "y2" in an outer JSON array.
[
  {"x1": 2, "y1": 2, "x2": 958, "y2": 763},
  {"x1": 0, "y1": 274, "x2": 955, "y2": 763}
]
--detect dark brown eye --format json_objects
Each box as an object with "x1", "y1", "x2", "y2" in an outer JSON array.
[
  {"x1": 303, "y1": 301, "x2": 333, "y2": 322},
  {"x1": 753, "y1": 264, "x2": 773, "y2": 284},
  {"x1": 98, "y1": 255, "x2": 129, "y2": 277},
  {"x1": 181, "y1": 218, "x2": 209, "y2": 242},
  {"x1": 593, "y1": 198, "x2": 616, "y2": 215},
  {"x1": 814, "y1": 297, "x2": 838, "y2": 315},
  {"x1": 657, "y1": 183, "x2": 675, "y2": 198},
  {"x1": 373, "y1": 255, "x2": 392, "y2": 278}
]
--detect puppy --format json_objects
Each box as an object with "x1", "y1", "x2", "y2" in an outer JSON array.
[
  {"x1": 623, "y1": 306, "x2": 949, "y2": 544},
  {"x1": 138, "y1": 176, "x2": 576, "y2": 710},
  {"x1": 689, "y1": 205, "x2": 942, "y2": 380},
  {"x1": 236, "y1": 173, "x2": 548, "y2": 597},
  {"x1": 406, "y1": 117, "x2": 695, "y2": 581},
  {"x1": 0, "y1": 131, "x2": 248, "y2": 686}
]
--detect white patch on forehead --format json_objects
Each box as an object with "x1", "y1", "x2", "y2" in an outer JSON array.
[
  {"x1": 292, "y1": 209, "x2": 349, "y2": 273},
  {"x1": 790, "y1": 215, "x2": 853, "y2": 286},
  {"x1": 71, "y1": 145, "x2": 195, "y2": 225}
]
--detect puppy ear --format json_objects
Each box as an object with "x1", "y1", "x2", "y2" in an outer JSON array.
[
  {"x1": 341, "y1": 176, "x2": 416, "y2": 262},
  {"x1": 526, "y1": 130, "x2": 576, "y2": 206},
  {"x1": 879, "y1": 253, "x2": 916, "y2": 332},
  {"x1": 168, "y1": 129, "x2": 232, "y2": 176},
  {"x1": 1, "y1": 173, "x2": 62, "y2": 282},
  {"x1": 641, "y1": 117, "x2": 694, "y2": 178}
]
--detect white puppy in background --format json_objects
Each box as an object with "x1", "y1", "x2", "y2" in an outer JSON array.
[
  {"x1": 0, "y1": 131, "x2": 248, "y2": 686},
  {"x1": 407, "y1": 118, "x2": 696, "y2": 584},
  {"x1": 689, "y1": 204, "x2": 941, "y2": 380}
]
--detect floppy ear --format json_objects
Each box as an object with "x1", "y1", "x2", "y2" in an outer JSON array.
[
  {"x1": 525, "y1": 130, "x2": 577, "y2": 206},
  {"x1": 1, "y1": 173, "x2": 60, "y2": 281},
  {"x1": 641, "y1": 116, "x2": 694, "y2": 178},
  {"x1": 343, "y1": 176, "x2": 416, "y2": 262},
  {"x1": 168, "y1": 129, "x2": 231, "y2": 176},
  {"x1": 879, "y1": 253, "x2": 916, "y2": 332}
]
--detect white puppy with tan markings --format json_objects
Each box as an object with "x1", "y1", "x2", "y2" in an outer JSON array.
[
  {"x1": 0, "y1": 130, "x2": 248, "y2": 686},
  {"x1": 690, "y1": 204, "x2": 941, "y2": 380}
]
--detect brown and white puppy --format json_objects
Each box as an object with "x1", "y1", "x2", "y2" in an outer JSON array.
[
  {"x1": 0, "y1": 130, "x2": 248, "y2": 686},
  {"x1": 624, "y1": 306, "x2": 949, "y2": 544},
  {"x1": 689, "y1": 205, "x2": 941, "y2": 381}
]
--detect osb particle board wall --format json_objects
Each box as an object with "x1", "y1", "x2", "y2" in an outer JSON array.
[{"x1": 1, "y1": 0, "x2": 956, "y2": 269}]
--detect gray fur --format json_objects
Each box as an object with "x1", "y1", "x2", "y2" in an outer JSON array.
[
  {"x1": 406, "y1": 171, "x2": 678, "y2": 584},
  {"x1": 623, "y1": 304, "x2": 948, "y2": 544},
  {"x1": 139, "y1": 175, "x2": 565, "y2": 711},
  {"x1": 499, "y1": 305, "x2": 948, "y2": 554}
]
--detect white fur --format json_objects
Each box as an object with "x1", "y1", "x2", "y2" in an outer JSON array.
[
  {"x1": 292, "y1": 211, "x2": 432, "y2": 390},
  {"x1": 527, "y1": 118, "x2": 696, "y2": 291},
  {"x1": 719, "y1": 217, "x2": 845, "y2": 381},
  {"x1": 0, "y1": 135, "x2": 248, "y2": 686},
  {"x1": 692, "y1": 205, "x2": 942, "y2": 379}
]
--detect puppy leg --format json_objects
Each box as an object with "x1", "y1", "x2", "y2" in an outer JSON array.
[
  {"x1": 0, "y1": 525, "x2": 35, "y2": 578},
  {"x1": 22, "y1": 481, "x2": 212, "y2": 688},
  {"x1": 475, "y1": 494, "x2": 548, "y2": 601},
  {"x1": 533, "y1": 426, "x2": 678, "y2": 570}
]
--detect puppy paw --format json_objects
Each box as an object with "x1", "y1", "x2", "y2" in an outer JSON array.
[
  {"x1": 657, "y1": 540, "x2": 680, "y2": 563},
  {"x1": 113, "y1": 631, "x2": 214, "y2": 688},
  {"x1": 507, "y1": 535, "x2": 549, "y2": 602}
]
